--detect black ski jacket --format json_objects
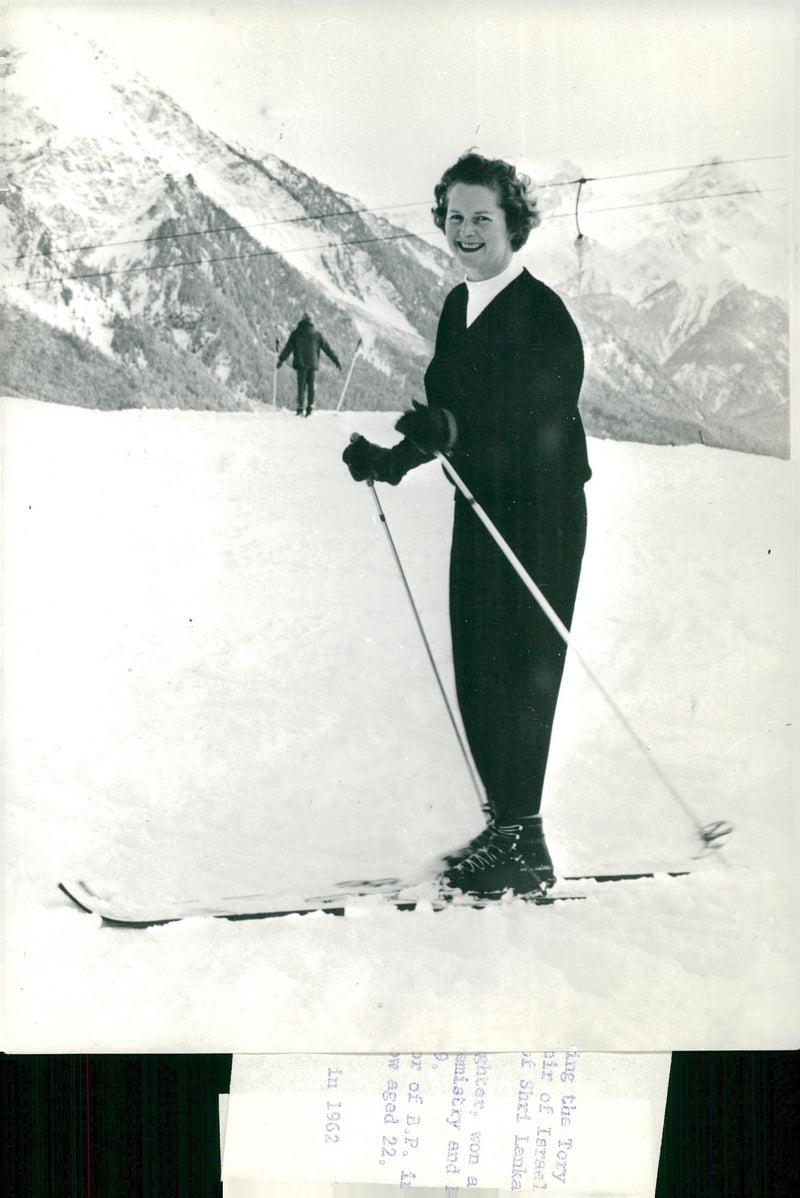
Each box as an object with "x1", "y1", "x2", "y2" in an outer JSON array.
[
  {"x1": 382, "y1": 269, "x2": 591, "y2": 542},
  {"x1": 278, "y1": 318, "x2": 340, "y2": 371}
]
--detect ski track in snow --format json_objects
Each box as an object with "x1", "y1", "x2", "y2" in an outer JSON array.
[{"x1": 2, "y1": 397, "x2": 797, "y2": 1051}]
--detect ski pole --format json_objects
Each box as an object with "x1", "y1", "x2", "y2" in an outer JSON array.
[
  {"x1": 272, "y1": 337, "x2": 279, "y2": 409},
  {"x1": 361, "y1": 464, "x2": 484, "y2": 806},
  {"x1": 433, "y1": 450, "x2": 732, "y2": 856},
  {"x1": 335, "y1": 338, "x2": 363, "y2": 412}
]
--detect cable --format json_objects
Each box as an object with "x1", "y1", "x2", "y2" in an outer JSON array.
[
  {"x1": 9, "y1": 231, "x2": 418, "y2": 289},
  {"x1": 3, "y1": 152, "x2": 788, "y2": 266},
  {"x1": 0, "y1": 199, "x2": 430, "y2": 265},
  {"x1": 549, "y1": 186, "x2": 788, "y2": 223},
  {"x1": 584, "y1": 154, "x2": 788, "y2": 185},
  {"x1": 10, "y1": 182, "x2": 787, "y2": 293}
]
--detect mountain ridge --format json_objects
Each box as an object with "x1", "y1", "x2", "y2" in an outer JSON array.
[{"x1": 0, "y1": 21, "x2": 790, "y2": 455}]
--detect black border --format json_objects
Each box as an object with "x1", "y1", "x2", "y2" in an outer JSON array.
[
  {"x1": 3, "y1": 1052, "x2": 798, "y2": 1197},
  {"x1": 2, "y1": 1054, "x2": 231, "y2": 1197}
]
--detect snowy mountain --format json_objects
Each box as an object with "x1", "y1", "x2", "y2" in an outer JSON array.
[
  {"x1": 0, "y1": 24, "x2": 455, "y2": 414},
  {"x1": 525, "y1": 161, "x2": 791, "y2": 456},
  {"x1": 0, "y1": 22, "x2": 790, "y2": 456}
]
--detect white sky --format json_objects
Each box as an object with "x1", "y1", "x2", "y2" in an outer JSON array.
[{"x1": 7, "y1": 1, "x2": 797, "y2": 210}]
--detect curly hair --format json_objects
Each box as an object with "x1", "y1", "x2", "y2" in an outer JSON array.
[{"x1": 432, "y1": 152, "x2": 540, "y2": 251}]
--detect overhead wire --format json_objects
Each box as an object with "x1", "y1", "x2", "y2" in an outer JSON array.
[
  {"x1": 581, "y1": 154, "x2": 788, "y2": 184},
  {"x1": 10, "y1": 232, "x2": 417, "y2": 289},
  {"x1": 547, "y1": 186, "x2": 788, "y2": 224},
  {"x1": 0, "y1": 199, "x2": 431, "y2": 265},
  {"x1": 4, "y1": 156, "x2": 789, "y2": 292},
  {"x1": 3, "y1": 151, "x2": 788, "y2": 270}
]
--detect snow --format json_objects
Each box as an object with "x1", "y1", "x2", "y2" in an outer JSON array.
[
  {"x1": 3, "y1": 19, "x2": 435, "y2": 364},
  {"x1": 9, "y1": 26, "x2": 128, "y2": 147},
  {"x1": 1, "y1": 396, "x2": 797, "y2": 1052}
]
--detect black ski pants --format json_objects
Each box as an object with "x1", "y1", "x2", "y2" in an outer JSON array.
[
  {"x1": 449, "y1": 488, "x2": 587, "y2": 823},
  {"x1": 295, "y1": 367, "x2": 316, "y2": 411}
]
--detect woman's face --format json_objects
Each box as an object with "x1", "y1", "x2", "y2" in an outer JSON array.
[{"x1": 444, "y1": 182, "x2": 514, "y2": 281}]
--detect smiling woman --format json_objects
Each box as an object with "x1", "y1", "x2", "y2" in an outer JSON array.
[
  {"x1": 433, "y1": 154, "x2": 540, "y2": 280},
  {"x1": 342, "y1": 152, "x2": 592, "y2": 900},
  {"x1": 443, "y1": 184, "x2": 514, "y2": 281}
]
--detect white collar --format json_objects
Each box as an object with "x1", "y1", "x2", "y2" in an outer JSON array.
[{"x1": 464, "y1": 259, "x2": 524, "y2": 326}]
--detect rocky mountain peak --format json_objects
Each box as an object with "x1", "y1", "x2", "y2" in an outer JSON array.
[{"x1": 0, "y1": 22, "x2": 789, "y2": 457}]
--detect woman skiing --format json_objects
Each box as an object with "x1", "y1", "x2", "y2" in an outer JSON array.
[{"x1": 342, "y1": 152, "x2": 591, "y2": 898}]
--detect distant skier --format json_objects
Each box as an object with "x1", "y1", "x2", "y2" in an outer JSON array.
[{"x1": 277, "y1": 313, "x2": 341, "y2": 416}]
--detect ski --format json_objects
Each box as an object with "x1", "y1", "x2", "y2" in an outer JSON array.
[{"x1": 57, "y1": 869, "x2": 691, "y2": 929}]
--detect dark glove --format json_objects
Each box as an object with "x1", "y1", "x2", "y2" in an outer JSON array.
[
  {"x1": 394, "y1": 401, "x2": 456, "y2": 455},
  {"x1": 343, "y1": 435, "x2": 398, "y2": 484},
  {"x1": 276, "y1": 360, "x2": 283, "y2": 369}
]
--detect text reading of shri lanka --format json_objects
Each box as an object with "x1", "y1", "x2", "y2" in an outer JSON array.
[{"x1": 319, "y1": 1049, "x2": 581, "y2": 1190}]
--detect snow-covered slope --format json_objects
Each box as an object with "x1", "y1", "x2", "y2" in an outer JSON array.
[
  {"x1": 2, "y1": 398, "x2": 796, "y2": 1052},
  {"x1": 1, "y1": 22, "x2": 453, "y2": 412}
]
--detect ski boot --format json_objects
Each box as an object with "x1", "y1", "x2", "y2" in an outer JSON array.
[
  {"x1": 440, "y1": 815, "x2": 555, "y2": 898},
  {"x1": 295, "y1": 407, "x2": 304, "y2": 416},
  {"x1": 304, "y1": 405, "x2": 314, "y2": 417}
]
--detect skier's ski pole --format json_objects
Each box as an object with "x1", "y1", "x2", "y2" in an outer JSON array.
[
  {"x1": 335, "y1": 338, "x2": 363, "y2": 412},
  {"x1": 433, "y1": 450, "x2": 732, "y2": 856},
  {"x1": 272, "y1": 337, "x2": 279, "y2": 409},
  {"x1": 362, "y1": 465, "x2": 484, "y2": 806}
]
